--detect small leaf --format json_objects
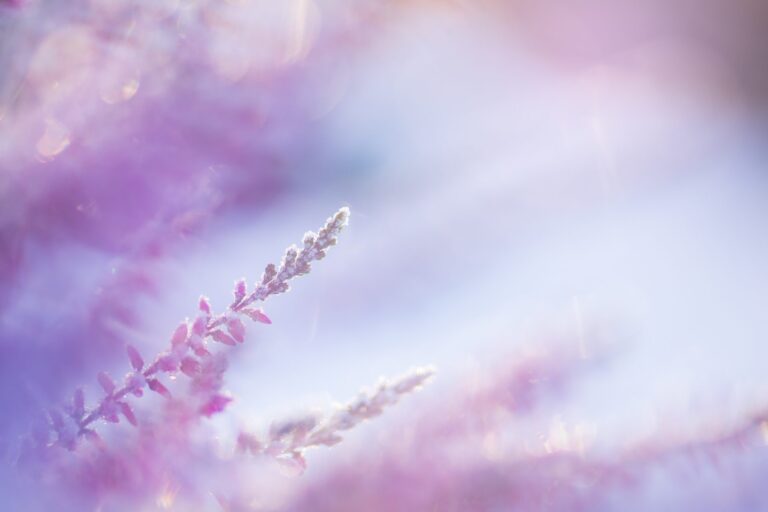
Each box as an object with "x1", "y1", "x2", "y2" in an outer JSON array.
[
  {"x1": 119, "y1": 402, "x2": 138, "y2": 426},
  {"x1": 148, "y1": 379, "x2": 171, "y2": 399},
  {"x1": 199, "y1": 296, "x2": 212, "y2": 316},
  {"x1": 243, "y1": 308, "x2": 271, "y2": 324},
  {"x1": 126, "y1": 345, "x2": 144, "y2": 371},
  {"x1": 211, "y1": 330, "x2": 236, "y2": 346},
  {"x1": 171, "y1": 323, "x2": 188, "y2": 347},
  {"x1": 97, "y1": 372, "x2": 116, "y2": 395},
  {"x1": 227, "y1": 317, "x2": 246, "y2": 343},
  {"x1": 180, "y1": 356, "x2": 201, "y2": 377}
]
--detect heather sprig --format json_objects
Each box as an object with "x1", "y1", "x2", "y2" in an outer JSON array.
[
  {"x1": 236, "y1": 367, "x2": 435, "y2": 471},
  {"x1": 30, "y1": 207, "x2": 350, "y2": 455}
]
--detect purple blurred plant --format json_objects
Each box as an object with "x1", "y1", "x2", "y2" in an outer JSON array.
[
  {"x1": 21, "y1": 207, "x2": 352, "y2": 457},
  {"x1": 280, "y1": 344, "x2": 768, "y2": 512}
]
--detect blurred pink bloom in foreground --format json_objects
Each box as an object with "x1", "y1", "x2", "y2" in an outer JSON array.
[{"x1": 283, "y1": 344, "x2": 768, "y2": 512}]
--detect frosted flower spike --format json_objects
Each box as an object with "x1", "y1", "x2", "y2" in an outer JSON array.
[{"x1": 25, "y1": 207, "x2": 351, "y2": 456}]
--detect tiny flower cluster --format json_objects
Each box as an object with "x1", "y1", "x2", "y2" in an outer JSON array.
[
  {"x1": 22, "y1": 208, "x2": 351, "y2": 458},
  {"x1": 236, "y1": 367, "x2": 435, "y2": 471}
]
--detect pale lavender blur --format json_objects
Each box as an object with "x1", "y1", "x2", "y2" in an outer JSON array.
[{"x1": 1, "y1": 0, "x2": 768, "y2": 510}]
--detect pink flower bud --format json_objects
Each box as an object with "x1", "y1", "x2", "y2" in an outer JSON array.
[
  {"x1": 171, "y1": 323, "x2": 188, "y2": 347},
  {"x1": 243, "y1": 308, "x2": 272, "y2": 324},
  {"x1": 97, "y1": 372, "x2": 116, "y2": 395},
  {"x1": 188, "y1": 334, "x2": 210, "y2": 357},
  {"x1": 148, "y1": 379, "x2": 171, "y2": 399},
  {"x1": 211, "y1": 330, "x2": 236, "y2": 346},
  {"x1": 180, "y1": 356, "x2": 201, "y2": 377},
  {"x1": 126, "y1": 345, "x2": 144, "y2": 371},
  {"x1": 198, "y1": 296, "x2": 212, "y2": 316},
  {"x1": 158, "y1": 354, "x2": 179, "y2": 372},
  {"x1": 227, "y1": 317, "x2": 246, "y2": 343},
  {"x1": 192, "y1": 316, "x2": 207, "y2": 336},
  {"x1": 233, "y1": 278, "x2": 247, "y2": 304}
]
